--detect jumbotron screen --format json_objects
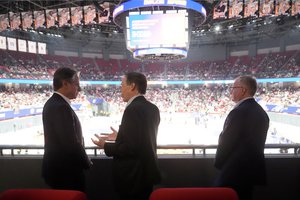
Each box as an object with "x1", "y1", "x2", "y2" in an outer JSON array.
[{"x1": 126, "y1": 10, "x2": 189, "y2": 51}]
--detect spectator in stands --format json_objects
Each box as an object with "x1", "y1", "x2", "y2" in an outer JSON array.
[
  {"x1": 92, "y1": 72, "x2": 161, "y2": 200},
  {"x1": 42, "y1": 67, "x2": 92, "y2": 192},
  {"x1": 214, "y1": 75, "x2": 270, "y2": 200}
]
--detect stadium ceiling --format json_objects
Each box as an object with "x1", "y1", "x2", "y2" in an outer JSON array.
[
  {"x1": 0, "y1": 0, "x2": 299, "y2": 48},
  {"x1": 0, "y1": 0, "x2": 215, "y2": 16}
]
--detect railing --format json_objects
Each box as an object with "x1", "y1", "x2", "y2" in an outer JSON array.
[{"x1": 1, "y1": 144, "x2": 300, "y2": 157}]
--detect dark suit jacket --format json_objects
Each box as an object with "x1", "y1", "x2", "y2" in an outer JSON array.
[
  {"x1": 104, "y1": 96, "x2": 161, "y2": 196},
  {"x1": 42, "y1": 93, "x2": 90, "y2": 180},
  {"x1": 215, "y1": 98, "x2": 269, "y2": 186}
]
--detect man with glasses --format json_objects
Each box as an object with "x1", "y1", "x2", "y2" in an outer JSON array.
[
  {"x1": 214, "y1": 75, "x2": 269, "y2": 200},
  {"x1": 42, "y1": 67, "x2": 92, "y2": 192}
]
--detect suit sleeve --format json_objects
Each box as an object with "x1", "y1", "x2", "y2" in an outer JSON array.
[
  {"x1": 104, "y1": 107, "x2": 143, "y2": 158},
  {"x1": 48, "y1": 103, "x2": 90, "y2": 169},
  {"x1": 214, "y1": 109, "x2": 244, "y2": 169}
]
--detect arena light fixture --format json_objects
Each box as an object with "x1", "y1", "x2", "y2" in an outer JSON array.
[{"x1": 133, "y1": 47, "x2": 188, "y2": 61}]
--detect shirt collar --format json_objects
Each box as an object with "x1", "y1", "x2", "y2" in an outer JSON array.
[
  {"x1": 234, "y1": 97, "x2": 254, "y2": 108},
  {"x1": 54, "y1": 91, "x2": 71, "y2": 104},
  {"x1": 126, "y1": 94, "x2": 143, "y2": 107}
]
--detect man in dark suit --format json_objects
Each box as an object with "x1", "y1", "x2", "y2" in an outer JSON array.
[
  {"x1": 92, "y1": 72, "x2": 161, "y2": 200},
  {"x1": 42, "y1": 67, "x2": 92, "y2": 192},
  {"x1": 214, "y1": 75, "x2": 269, "y2": 200}
]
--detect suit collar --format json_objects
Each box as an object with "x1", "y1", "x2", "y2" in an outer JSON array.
[
  {"x1": 54, "y1": 91, "x2": 71, "y2": 104},
  {"x1": 234, "y1": 97, "x2": 254, "y2": 108},
  {"x1": 126, "y1": 94, "x2": 144, "y2": 107}
]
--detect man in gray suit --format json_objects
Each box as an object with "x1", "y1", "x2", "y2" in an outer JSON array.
[
  {"x1": 214, "y1": 75, "x2": 269, "y2": 200},
  {"x1": 92, "y1": 72, "x2": 161, "y2": 200},
  {"x1": 42, "y1": 67, "x2": 91, "y2": 192}
]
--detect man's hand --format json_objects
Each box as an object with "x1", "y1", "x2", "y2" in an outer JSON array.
[
  {"x1": 91, "y1": 134, "x2": 106, "y2": 148},
  {"x1": 106, "y1": 126, "x2": 118, "y2": 141},
  {"x1": 91, "y1": 126, "x2": 118, "y2": 148}
]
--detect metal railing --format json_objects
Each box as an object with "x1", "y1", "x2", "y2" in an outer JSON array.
[{"x1": 1, "y1": 144, "x2": 300, "y2": 157}]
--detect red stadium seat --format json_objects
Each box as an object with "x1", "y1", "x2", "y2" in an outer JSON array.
[
  {"x1": 149, "y1": 187, "x2": 239, "y2": 200},
  {"x1": 0, "y1": 189, "x2": 87, "y2": 200}
]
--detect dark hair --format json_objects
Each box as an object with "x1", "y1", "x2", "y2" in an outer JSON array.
[
  {"x1": 53, "y1": 67, "x2": 78, "y2": 91},
  {"x1": 125, "y1": 72, "x2": 147, "y2": 94},
  {"x1": 238, "y1": 75, "x2": 257, "y2": 96}
]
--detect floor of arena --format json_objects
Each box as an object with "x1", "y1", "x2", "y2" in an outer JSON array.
[{"x1": 0, "y1": 112, "x2": 299, "y2": 151}]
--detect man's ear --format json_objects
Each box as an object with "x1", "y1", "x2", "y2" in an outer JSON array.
[
  {"x1": 62, "y1": 80, "x2": 69, "y2": 87},
  {"x1": 130, "y1": 83, "x2": 136, "y2": 91},
  {"x1": 242, "y1": 87, "x2": 247, "y2": 96}
]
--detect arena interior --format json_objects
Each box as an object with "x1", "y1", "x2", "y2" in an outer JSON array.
[{"x1": 0, "y1": 0, "x2": 300, "y2": 200}]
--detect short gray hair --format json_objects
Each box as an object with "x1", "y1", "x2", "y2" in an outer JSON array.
[{"x1": 236, "y1": 75, "x2": 257, "y2": 96}]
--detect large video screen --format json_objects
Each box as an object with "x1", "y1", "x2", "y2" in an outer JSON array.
[{"x1": 126, "y1": 10, "x2": 188, "y2": 51}]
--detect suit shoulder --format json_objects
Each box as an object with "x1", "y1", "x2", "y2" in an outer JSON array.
[
  {"x1": 43, "y1": 95, "x2": 69, "y2": 110},
  {"x1": 129, "y1": 97, "x2": 159, "y2": 111}
]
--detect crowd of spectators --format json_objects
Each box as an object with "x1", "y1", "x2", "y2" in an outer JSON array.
[
  {"x1": 0, "y1": 49, "x2": 299, "y2": 114},
  {"x1": 0, "y1": 49, "x2": 299, "y2": 81},
  {"x1": 1, "y1": 83, "x2": 299, "y2": 116}
]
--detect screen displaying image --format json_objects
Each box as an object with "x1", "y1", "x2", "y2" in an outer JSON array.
[
  {"x1": 213, "y1": 0, "x2": 228, "y2": 19},
  {"x1": 244, "y1": 0, "x2": 259, "y2": 17},
  {"x1": 9, "y1": 12, "x2": 21, "y2": 30},
  {"x1": 0, "y1": 14, "x2": 9, "y2": 31},
  {"x1": 291, "y1": 0, "x2": 300, "y2": 15},
  {"x1": 58, "y1": 8, "x2": 70, "y2": 27},
  {"x1": 126, "y1": 11, "x2": 188, "y2": 50},
  {"x1": 259, "y1": 0, "x2": 275, "y2": 17},
  {"x1": 21, "y1": 11, "x2": 33, "y2": 30},
  {"x1": 71, "y1": 7, "x2": 83, "y2": 26},
  {"x1": 46, "y1": 9, "x2": 58, "y2": 28},
  {"x1": 229, "y1": 0, "x2": 243, "y2": 18},
  {"x1": 34, "y1": 10, "x2": 45, "y2": 29},
  {"x1": 84, "y1": 5, "x2": 96, "y2": 25},
  {"x1": 276, "y1": 0, "x2": 291, "y2": 16},
  {"x1": 98, "y1": 2, "x2": 114, "y2": 24}
]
